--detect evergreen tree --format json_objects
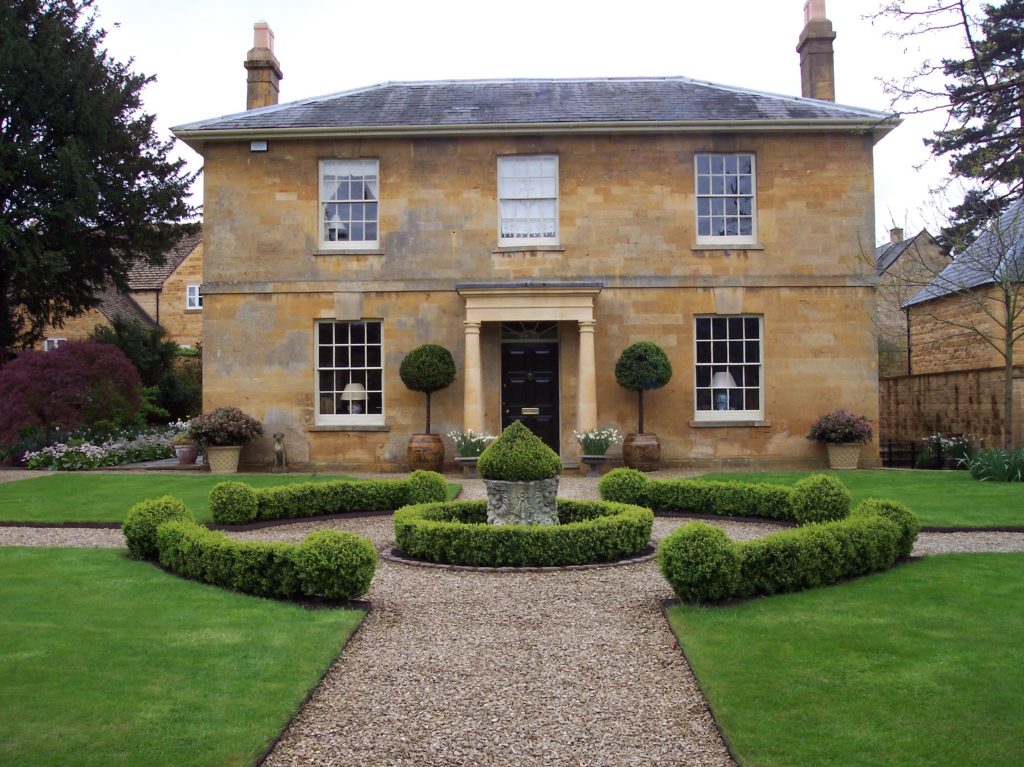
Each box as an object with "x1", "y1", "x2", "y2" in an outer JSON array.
[{"x1": 0, "y1": 0, "x2": 196, "y2": 359}]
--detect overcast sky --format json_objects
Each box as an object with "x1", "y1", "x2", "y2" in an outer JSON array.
[{"x1": 93, "y1": 0, "x2": 972, "y2": 245}]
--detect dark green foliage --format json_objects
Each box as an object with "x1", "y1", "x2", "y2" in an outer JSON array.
[
  {"x1": 657, "y1": 502, "x2": 920, "y2": 603},
  {"x1": 393, "y1": 499, "x2": 653, "y2": 567},
  {"x1": 656, "y1": 522, "x2": 741, "y2": 602},
  {"x1": 406, "y1": 469, "x2": 449, "y2": 504},
  {"x1": 398, "y1": 344, "x2": 456, "y2": 393},
  {"x1": 0, "y1": 0, "x2": 196, "y2": 357},
  {"x1": 599, "y1": 467, "x2": 806, "y2": 523},
  {"x1": 209, "y1": 481, "x2": 258, "y2": 525},
  {"x1": 399, "y1": 343, "x2": 456, "y2": 433},
  {"x1": 598, "y1": 467, "x2": 649, "y2": 503},
  {"x1": 91, "y1": 317, "x2": 201, "y2": 420},
  {"x1": 154, "y1": 519, "x2": 376, "y2": 600},
  {"x1": 967, "y1": 446, "x2": 1024, "y2": 482},
  {"x1": 853, "y1": 498, "x2": 920, "y2": 559},
  {"x1": 121, "y1": 495, "x2": 192, "y2": 560},
  {"x1": 790, "y1": 474, "x2": 851, "y2": 524},
  {"x1": 0, "y1": 341, "x2": 144, "y2": 448},
  {"x1": 477, "y1": 421, "x2": 562, "y2": 481},
  {"x1": 614, "y1": 341, "x2": 672, "y2": 433},
  {"x1": 213, "y1": 471, "x2": 447, "y2": 523},
  {"x1": 295, "y1": 530, "x2": 378, "y2": 599}
]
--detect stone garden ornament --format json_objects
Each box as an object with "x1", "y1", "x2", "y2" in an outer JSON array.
[{"x1": 477, "y1": 421, "x2": 563, "y2": 526}]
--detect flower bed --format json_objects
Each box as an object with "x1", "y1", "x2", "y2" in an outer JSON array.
[
  {"x1": 393, "y1": 499, "x2": 654, "y2": 567},
  {"x1": 599, "y1": 468, "x2": 851, "y2": 525},
  {"x1": 23, "y1": 427, "x2": 174, "y2": 470},
  {"x1": 657, "y1": 498, "x2": 920, "y2": 603},
  {"x1": 209, "y1": 470, "x2": 448, "y2": 524}
]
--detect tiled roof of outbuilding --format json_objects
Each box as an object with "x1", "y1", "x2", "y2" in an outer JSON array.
[
  {"x1": 173, "y1": 77, "x2": 895, "y2": 137},
  {"x1": 125, "y1": 228, "x2": 203, "y2": 290},
  {"x1": 95, "y1": 288, "x2": 158, "y2": 328}
]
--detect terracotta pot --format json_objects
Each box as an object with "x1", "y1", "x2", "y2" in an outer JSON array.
[
  {"x1": 206, "y1": 445, "x2": 242, "y2": 474},
  {"x1": 826, "y1": 442, "x2": 861, "y2": 470},
  {"x1": 407, "y1": 434, "x2": 445, "y2": 472},
  {"x1": 173, "y1": 443, "x2": 199, "y2": 465},
  {"x1": 622, "y1": 433, "x2": 660, "y2": 471}
]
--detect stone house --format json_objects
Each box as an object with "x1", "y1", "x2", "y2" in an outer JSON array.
[
  {"x1": 172, "y1": 4, "x2": 897, "y2": 471},
  {"x1": 39, "y1": 229, "x2": 204, "y2": 350},
  {"x1": 880, "y1": 199, "x2": 1024, "y2": 448},
  {"x1": 874, "y1": 228, "x2": 948, "y2": 377}
]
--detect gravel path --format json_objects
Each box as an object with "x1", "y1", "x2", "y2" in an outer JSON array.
[{"x1": 2, "y1": 470, "x2": 1023, "y2": 765}]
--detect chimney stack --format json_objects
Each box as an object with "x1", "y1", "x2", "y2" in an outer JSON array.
[
  {"x1": 890, "y1": 227, "x2": 904, "y2": 243},
  {"x1": 796, "y1": 0, "x2": 836, "y2": 101},
  {"x1": 244, "y1": 22, "x2": 283, "y2": 110}
]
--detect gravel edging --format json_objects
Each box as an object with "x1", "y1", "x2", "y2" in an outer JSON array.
[{"x1": 381, "y1": 544, "x2": 657, "y2": 571}]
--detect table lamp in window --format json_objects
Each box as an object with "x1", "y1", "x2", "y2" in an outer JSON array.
[
  {"x1": 341, "y1": 382, "x2": 367, "y2": 414},
  {"x1": 711, "y1": 371, "x2": 737, "y2": 410}
]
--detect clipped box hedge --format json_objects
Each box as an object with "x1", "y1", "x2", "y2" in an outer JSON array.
[
  {"x1": 121, "y1": 496, "x2": 378, "y2": 600},
  {"x1": 393, "y1": 499, "x2": 654, "y2": 567},
  {"x1": 599, "y1": 468, "x2": 851, "y2": 524},
  {"x1": 210, "y1": 470, "x2": 448, "y2": 525},
  {"x1": 657, "y1": 498, "x2": 920, "y2": 603}
]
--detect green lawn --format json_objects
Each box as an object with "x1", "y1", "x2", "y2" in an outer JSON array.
[
  {"x1": 0, "y1": 473, "x2": 461, "y2": 523},
  {"x1": 0, "y1": 547, "x2": 364, "y2": 767},
  {"x1": 698, "y1": 469, "x2": 1023, "y2": 528},
  {"x1": 667, "y1": 553, "x2": 1024, "y2": 767}
]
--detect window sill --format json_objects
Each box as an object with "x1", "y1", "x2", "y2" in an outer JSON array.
[
  {"x1": 492, "y1": 245, "x2": 566, "y2": 254},
  {"x1": 309, "y1": 424, "x2": 390, "y2": 432},
  {"x1": 688, "y1": 419, "x2": 771, "y2": 428},
  {"x1": 691, "y1": 243, "x2": 765, "y2": 252},
  {"x1": 185, "y1": 309, "x2": 202, "y2": 313},
  {"x1": 314, "y1": 248, "x2": 386, "y2": 256}
]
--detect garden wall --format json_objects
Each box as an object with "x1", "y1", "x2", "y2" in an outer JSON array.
[{"x1": 879, "y1": 366, "x2": 1024, "y2": 447}]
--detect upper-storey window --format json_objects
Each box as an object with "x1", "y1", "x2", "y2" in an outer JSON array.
[
  {"x1": 498, "y1": 155, "x2": 558, "y2": 246},
  {"x1": 186, "y1": 284, "x2": 202, "y2": 310},
  {"x1": 320, "y1": 159, "x2": 379, "y2": 249},
  {"x1": 695, "y1": 153, "x2": 756, "y2": 246}
]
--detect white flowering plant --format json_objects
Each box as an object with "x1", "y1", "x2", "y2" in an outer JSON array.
[
  {"x1": 446, "y1": 428, "x2": 495, "y2": 457},
  {"x1": 574, "y1": 427, "x2": 622, "y2": 456},
  {"x1": 24, "y1": 427, "x2": 176, "y2": 470}
]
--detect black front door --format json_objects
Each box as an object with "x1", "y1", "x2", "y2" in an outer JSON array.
[{"x1": 501, "y1": 342, "x2": 560, "y2": 453}]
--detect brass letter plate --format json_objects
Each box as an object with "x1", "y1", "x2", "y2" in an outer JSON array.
[{"x1": 521, "y1": 407, "x2": 540, "y2": 415}]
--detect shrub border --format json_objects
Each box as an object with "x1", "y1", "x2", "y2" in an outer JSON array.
[{"x1": 393, "y1": 499, "x2": 654, "y2": 568}]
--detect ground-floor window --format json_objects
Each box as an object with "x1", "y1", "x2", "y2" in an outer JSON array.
[
  {"x1": 315, "y1": 320, "x2": 384, "y2": 425},
  {"x1": 44, "y1": 337, "x2": 67, "y2": 352},
  {"x1": 694, "y1": 315, "x2": 764, "y2": 421}
]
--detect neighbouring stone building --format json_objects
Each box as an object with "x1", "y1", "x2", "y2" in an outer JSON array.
[
  {"x1": 874, "y1": 228, "x2": 948, "y2": 377},
  {"x1": 172, "y1": 3, "x2": 898, "y2": 471},
  {"x1": 39, "y1": 228, "x2": 204, "y2": 350},
  {"x1": 879, "y1": 199, "x2": 1024, "y2": 448}
]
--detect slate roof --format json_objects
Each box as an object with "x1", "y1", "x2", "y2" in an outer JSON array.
[
  {"x1": 875, "y1": 230, "x2": 940, "y2": 274},
  {"x1": 95, "y1": 288, "x2": 158, "y2": 328},
  {"x1": 125, "y1": 228, "x2": 203, "y2": 290},
  {"x1": 173, "y1": 77, "x2": 896, "y2": 139},
  {"x1": 905, "y1": 198, "x2": 1024, "y2": 307}
]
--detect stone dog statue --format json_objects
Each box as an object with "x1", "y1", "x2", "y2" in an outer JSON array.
[{"x1": 272, "y1": 432, "x2": 287, "y2": 472}]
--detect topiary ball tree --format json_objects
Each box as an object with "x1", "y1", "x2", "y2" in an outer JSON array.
[
  {"x1": 477, "y1": 420, "x2": 562, "y2": 481},
  {"x1": 399, "y1": 344, "x2": 456, "y2": 434},
  {"x1": 614, "y1": 341, "x2": 673, "y2": 433}
]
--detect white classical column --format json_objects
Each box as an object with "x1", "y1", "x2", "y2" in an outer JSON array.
[
  {"x1": 577, "y1": 319, "x2": 598, "y2": 433},
  {"x1": 463, "y1": 320, "x2": 484, "y2": 433}
]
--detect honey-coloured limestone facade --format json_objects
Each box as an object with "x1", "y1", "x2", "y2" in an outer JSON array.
[{"x1": 173, "y1": 7, "x2": 898, "y2": 471}]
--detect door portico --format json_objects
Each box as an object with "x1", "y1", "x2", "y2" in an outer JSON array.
[{"x1": 456, "y1": 282, "x2": 602, "y2": 455}]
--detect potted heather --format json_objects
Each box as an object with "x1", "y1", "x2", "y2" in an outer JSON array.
[
  {"x1": 188, "y1": 406, "x2": 263, "y2": 474},
  {"x1": 574, "y1": 426, "x2": 622, "y2": 475},
  {"x1": 169, "y1": 419, "x2": 199, "y2": 465},
  {"x1": 615, "y1": 341, "x2": 673, "y2": 470},
  {"x1": 446, "y1": 428, "x2": 495, "y2": 476},
  {"x1": 399, "y1": 344, "x2": 456, "y2": 472},
  {"x1": 807, "y1": 409, "x2": 873, "y2": 470}
]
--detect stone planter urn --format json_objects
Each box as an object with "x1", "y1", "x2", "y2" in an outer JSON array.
[
  {"x1": 173, "y1": 443, "x2": 199, "y2": 465},
  {"x1": 454, "y1": 456, "x2": 479, "y2": 477},
  {"x1": 484, "y1": 477, "x2": 560, "y2": 525},
  {"x1": 826, "y1": 443, "x2": 861, "y2": 470},
  {"x1": 579, "y1": 455, "x2": 608, "y2": 476},
  {"x1": 623, "y1": 433, "x2": 661, "y2": 471},
  {"x1": 206, "y1": 445, "x2": 242, "y2": 474},
  {"x1": 407, "y1": 434, "x2": 445, "y2": 472}
]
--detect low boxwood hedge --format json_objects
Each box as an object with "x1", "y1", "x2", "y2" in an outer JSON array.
[
  {"x1": 599, "y1": 468, "x2": 851, "y2": 524},
  {"x1": 122, "y1": 495, "x2": 194, "y2": 560},
  {"x1": 153, "y1": 518, "x2": 377, "y2": 600},
  {"x1": 209, "y1": 470, "x2": 448, "y2": 525},
  {"x1": 657, "y1": 499, "x2": 919, "y2": 603},
  {"x1": 393, "y1": 499, "x2": 653, "y2": 567}
]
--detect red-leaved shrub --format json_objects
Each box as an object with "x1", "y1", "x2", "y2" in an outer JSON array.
[{"x1": 0, "y1": 341, "x2": 144, "y2": 447}]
